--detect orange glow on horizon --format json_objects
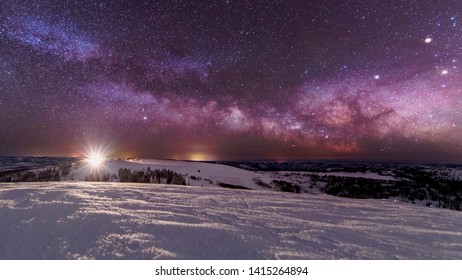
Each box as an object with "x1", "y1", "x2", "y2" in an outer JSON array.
[{"x1": 187, "y1": 153, "x2": 213, "y2": 161}]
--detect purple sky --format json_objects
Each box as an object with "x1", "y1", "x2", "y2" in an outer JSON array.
[{"x1": 1, "y1": 1, "x2": 462, "y2": 162}]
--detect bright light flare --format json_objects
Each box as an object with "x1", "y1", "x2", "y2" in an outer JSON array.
[
  {"x1": 87, "y1": 152, "x2": 104, "y2": 168},
  {"x1": 84, "y1": 145, "x2": 109, "y2": 170}
]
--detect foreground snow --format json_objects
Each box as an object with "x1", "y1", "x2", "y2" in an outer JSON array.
[{"x1": 0, "y1": 182, "x2": 461, "y2": 259}]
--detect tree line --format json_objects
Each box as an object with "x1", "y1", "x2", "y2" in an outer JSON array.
[
  {"x1": 117, "y1": 167, "x2": 186, "y2": 185},
  {"x1": 311, "y1": 174, "x2": 462, "y2": 210},
  {"x1": 0, "y1": 167, "x2": 61, "y2": 182}
]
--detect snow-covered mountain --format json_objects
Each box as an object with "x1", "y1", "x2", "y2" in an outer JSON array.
[
  {"x1": 2, "y1": 157, "x2": 461, "y2": 210},
  {"x1": 0, "y1": 181, "x2": 461, "y2": 259}
]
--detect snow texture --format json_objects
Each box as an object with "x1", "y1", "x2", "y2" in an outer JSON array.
[{"x1": 1, "y1": 181, "x2": 461, "y2": 260}]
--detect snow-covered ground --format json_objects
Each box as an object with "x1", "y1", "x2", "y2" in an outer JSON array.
[
  {"x1": 312, "y1": 171, "x2": 398, "y2": 181},
  {"x1": 68, "y1": 159, "x2": 274, "y2": 189},
  {"x1": 1, "y1": 181, "x2": 461, "y2": 259}
]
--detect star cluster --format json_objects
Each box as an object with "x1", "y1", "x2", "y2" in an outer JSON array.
[{"x1": 1, "y1": 0, "x2": 461, "y2": 162}]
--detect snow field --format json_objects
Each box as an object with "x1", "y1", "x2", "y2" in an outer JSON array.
[{"x1": 1, "y1": 182, "x2": 461, "y2": 259}]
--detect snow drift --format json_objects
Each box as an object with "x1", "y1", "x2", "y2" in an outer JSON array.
[{"x1": 1, "y1": 182, "x2": 461, "y2": 259}]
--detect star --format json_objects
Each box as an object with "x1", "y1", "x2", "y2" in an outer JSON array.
[{"x1": 1, "y1": 0, "x2": 461, "y2": 162}]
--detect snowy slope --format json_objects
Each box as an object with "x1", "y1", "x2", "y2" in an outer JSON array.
[
  {"x1": 311, "y1": 171, "x2": 398, "y2": 180},
  {"x1": 68, "y1": 159, "x2": 273, "y2": 189},
  {"x1": 0, "y1": 182, "x2": 461, "y2": 259}
]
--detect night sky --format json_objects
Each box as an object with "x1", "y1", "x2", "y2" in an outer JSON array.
[{"x1": 1, "y1": 1, "x2": 462, "y2": 162}]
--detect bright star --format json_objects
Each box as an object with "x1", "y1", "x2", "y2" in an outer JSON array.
[
  {"x1": 87, "y1": 153, "x2": 104, "y2": 168},
  {"x1": 84, "y1": 145, "x2": 109, "y2": 170},
  {"x1": 424, "y1": 37, "x2": 432, "y2": 43}
]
